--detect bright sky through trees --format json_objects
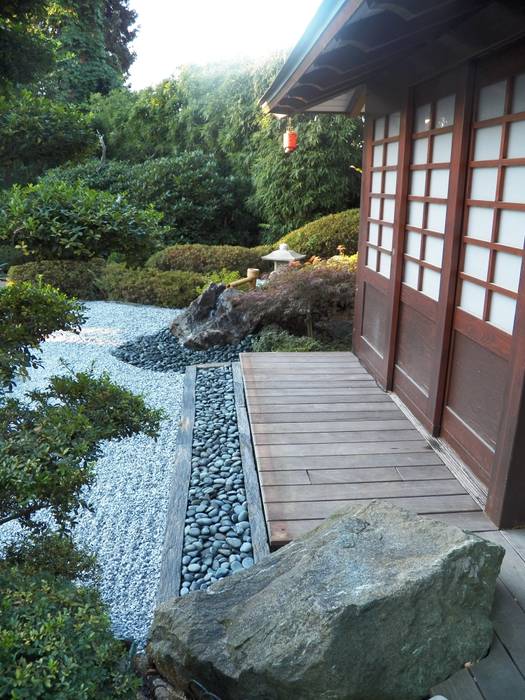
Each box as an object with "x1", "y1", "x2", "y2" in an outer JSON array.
[{"x1": 128, "y1": 0, "x2": 322, "y2": 90}]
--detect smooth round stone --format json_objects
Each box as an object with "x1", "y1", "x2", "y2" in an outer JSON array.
[
  {"x1": 226, "y1": 537, "x2": 242, "y2": 549},
  {"x1": 188, "y1": 563, "x2": 201, "y2": 573},
  {"x1": 242, "y1": 557, "x2": 254, "y2": 569},
  {"x1": 182, "y1": 556, "x2": 191, "y2": 565},
  {"x1": 230, "y1": 560, "x2": 243, "y2": 573},
  {"x1": 180, "y1": 588, "x2": 190, "y2": 596},
  {"x1": 240, "y1": 542, "x2": 252, "y2": 553},
  {"x1": 188, "y1": 527, "x2": 200, "y2": 537}
]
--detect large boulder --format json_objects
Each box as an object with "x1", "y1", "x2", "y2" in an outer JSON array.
[
  {"x1": 148, "y1": 501, "x2": 503, "y2": 700},
  {"x1": 170, "y1": 283, "x2": 260, "y2": 349}
]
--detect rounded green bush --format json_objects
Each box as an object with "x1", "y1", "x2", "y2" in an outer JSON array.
[
  {"x1": 0, "y1": 564, "x2": 138, "y2": 699},
  {"x1": 146, "y1": 243, "x2": 272, "y2": 276},
  {"x1": 278, "y1": 209, "x2": 360, "y2": 259},
  {"x1": 99, "y1": 263, "x2": 208, "y2": 308},
  {"x1": 8, "y1": 259, "x2": 106, "y2": 300},
  {"x1": 253, "y1": 326, "x2": 325, "y2": 352}
]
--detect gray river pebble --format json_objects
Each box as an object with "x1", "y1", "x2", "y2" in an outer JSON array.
[{"x1": 179, "y1": 365, "x2": 255, "y2": 596}]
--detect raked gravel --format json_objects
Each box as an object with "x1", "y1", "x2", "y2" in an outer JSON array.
[{"x1": 0, "y1": 301, "x2": 184, "y2": 646}]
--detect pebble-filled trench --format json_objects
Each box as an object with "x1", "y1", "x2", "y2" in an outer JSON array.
[{"x1": 180, "y1": 366, "x2": 254, "y2": 595}]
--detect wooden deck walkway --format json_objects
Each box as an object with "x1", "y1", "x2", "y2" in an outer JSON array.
[
  {"x1": 240, "y1": 351, "x2": 493, "y2": 547},
  {"x1": 239, "y1": 351, "x2": 525, "y2": 698}
]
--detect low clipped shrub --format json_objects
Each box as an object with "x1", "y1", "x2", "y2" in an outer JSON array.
[
  {"x1": 327, "y1": 252, "x2": 358, "y2": 271},
  {"x1": 99, "y1": 263, "x2": 207, "y2": 308},
  {"x1": 146, "y1": 243, "x2": 272, "y2": 276},
  {"x1": 277, "y1": 209, "x2": 360, "y2": 259},
  {"x1": 146, "y1": 210, "x2": 359, "y2": 277},
  {"x1": 0, "y1": 564, "x2": 138, "y2": 699},
  {"x1": 8, "y1": 259, "x2": 106, "y2": 299},
  {"x1": 253, "y1": 326, "x2": 325, "y2": 352},
  {"x1": 0, "y1": 181, "x2": 166, "y2": 265},
  {"x1": 196, "y1": 268, "x2": 241, "y2": 293}
]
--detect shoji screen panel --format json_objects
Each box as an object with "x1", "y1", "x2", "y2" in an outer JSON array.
[
  {"x1": 458, "y1": 72, "x2": 525, "y2": 336},
  {"x1": 365, "y1": 111, "x2": 401, "y2": 279},
  {"x1": 402, "y1": 95, "x2": 455, "y2": 301}
]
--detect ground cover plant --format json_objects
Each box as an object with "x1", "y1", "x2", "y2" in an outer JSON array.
[{"x1": 0, "y1": 281, "x2": 163, "y2": 697}]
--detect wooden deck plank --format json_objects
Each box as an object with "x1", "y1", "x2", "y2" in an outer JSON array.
[
  {"x1": 483, "y1": 531, "x2": 525, "y2": 609},
  {"x1": 254, "y1": 440, "x2": 432, "y2": 457},
  {"x1": 247, "y1": 393, "x2": 391, "y2": 406},
  {"x1": 231, "y1": 363, "x2": 270, "y2": 563},
  {"x1": 246, "y1": 386, "x2": 384, "y2": 397},
  {"x1": 250, "y1": 410, "x2": 405, "y2": 423},
  {"x1": 265, "y1": 494, "x2": 481, "y2": 521},
  {"x1": 253, "y1": 429, "x2": 420, "y2": 445},
  {"x1": 469, "y1": 636, "x2": 525, "y2": 698},
  {"x1": 252, "y1": 419, "x2": 413, "y2": 433},
  {"x1": 500, "y1": 529, "x2": 525, "y2": 563},
  {"x1": 490, "y1": 583, "x2": 525, "y2": 678},
  {"x1": 427, "y1": 510, "x2": 498, "y2": 532},
  {"x1": 432, "y1": 669, "x2": 485, "y2": 700},
  {"x1": 262, "y1": 479, "x2": 466, "y2": 503},
  {"x1": 257, "y1": 452, "x2": 444, "y2": 470}
]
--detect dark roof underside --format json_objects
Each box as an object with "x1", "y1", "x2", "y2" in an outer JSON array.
[{"x1": 262, "y1": 0, "x2": 525, "y2": 115}]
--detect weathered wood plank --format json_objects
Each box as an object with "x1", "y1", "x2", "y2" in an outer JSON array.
[
  {"x1": 265, "y1": 494, "x2": 481, "y2": 520},
  {"x1": 157, "y1": 366, "x2": 196, "y2": 604},
  {"x1": 500, "y1": 529, "x2": 525, "y2": 563},
  {"x1": 252, "y1": 419, "x2": 413, "y2": 433},
  {"x1": 432, "y1": 669, "x2": 485, "y2": 700},
  {"x1": 259, "y1": 470, "x2": 312, "y2": 486},
  {"x1": 489, "y1": 582, "x2": 525, "y2": 678},
  {"x1": 483, "y1": 531, "x2": 525, "y2": 609},
  {"x1": 396, "y1": 465, "x2": 455, "y2": 480},
  {"x1": 268, "y1": 519, "x2": 324, "y2": 544},
  {"x1": 469, "y1": 635, "x2": 525, "y2": 698},
  {"x1": 257, "y1": 452, "x2": 444, "y2": 470},
  {"x1": 232, "y1": 362, "x2": 270, "y2": 563},
  {"x1": 246, "y1": 386, "x2": 383, "y2": 397},
  {"x1": 307, "y1": 466, "x2": 402, "y2": 484},
  {"x1": 424, "y1": 510, "x2": 497, "y2": 532},
  {"x1": 248, "y1": 402, "x2": 399, "y2": 413},
  {"x1": 261, "y1": 479, "x2": 466, "y2": 503},
  {"x1": 245, "y1": 380, "x2": 378, "y2": 389},
  {"x1": 247, "y1": 393, "x2": 391, "y2": 406},
  {"x1": 250, "y1": 410, "x2": 404, "y2": 423},
  {"x1": 254, "y1": 440, "x2": 431, "y2": 458},
  {"x1": 245, "y1": 374, "x2": 372, "y2": 382},
  {"x1": 253, "y1": 429, "x2": 421, "y2": 445}
]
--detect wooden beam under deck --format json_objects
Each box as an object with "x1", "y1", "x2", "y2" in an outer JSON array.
[{"x1": 239, "y1": 351, "x2": 490, "y2": 549}]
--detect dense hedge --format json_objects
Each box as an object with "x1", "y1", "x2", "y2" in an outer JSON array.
[
  {"x1": 146, "y1": 243, "x2": 272, "y2": 275},
  {"x1": 278, "y1": 209, "x2": 360, "y2": 259},
  {"x1": 42, "y1": 153, "x2": 257, "y2": 246},
  {"x1": 0, "y1": 564, "x2": 138, "y2": 699},
  {"x1": 99, "y1": 263, "x2": 208, "y2": 308},
  {"x1": 8, "y1": 259, "x2": 106, "y2": 299},
  {"x1": 146, "y1": 210, "x2": 360, "y2": 275}
]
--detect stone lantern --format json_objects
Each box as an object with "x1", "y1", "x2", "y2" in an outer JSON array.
[{"x1": 261, "y1": 243, "x2": 306, "y2": 272}]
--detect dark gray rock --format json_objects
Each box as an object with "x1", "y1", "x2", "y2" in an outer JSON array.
[
  {"x1": 148, "y1": 501, "x2": 504, "y2": 700},
  {"x1": 170, "y1": 284, "x2": 260, "y2": 349}
]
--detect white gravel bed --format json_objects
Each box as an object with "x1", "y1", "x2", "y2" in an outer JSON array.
[{"x1": 1, "y1": 301, "x2": 184, "y2": 645}]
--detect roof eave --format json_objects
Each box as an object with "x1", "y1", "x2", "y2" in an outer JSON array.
[{"x1": 260, "y1": 0, "x2": 365, "y2": 113}]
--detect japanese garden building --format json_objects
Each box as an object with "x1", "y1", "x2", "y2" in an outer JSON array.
[{"x1": 262, "y1": 0, "x2": 525, "y2": 529}]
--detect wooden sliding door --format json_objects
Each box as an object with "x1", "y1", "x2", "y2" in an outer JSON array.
[
  {"x1": 441, "y1": 50, "x2": 525, "y2": 486},
  {"x1": 392, "y1": 70, "x2": 470, "y2": 431}
]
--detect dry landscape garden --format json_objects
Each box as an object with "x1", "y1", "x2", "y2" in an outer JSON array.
[{"x1": 2, "y1": 1, "x2": 523, "y2": 699}]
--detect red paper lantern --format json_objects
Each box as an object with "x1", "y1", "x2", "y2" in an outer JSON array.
[{"x1": 283, "y1": 129, "x2": 298, "y2": 154}]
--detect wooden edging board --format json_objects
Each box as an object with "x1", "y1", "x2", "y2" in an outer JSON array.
[
  {"x1": 232, "y1": 362, "x2": 271, "y2": 562},
  {"x1": 156, "y1": 365, "x2": 196, "y2": 604}
]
